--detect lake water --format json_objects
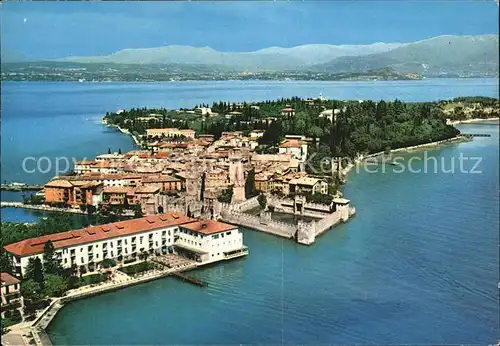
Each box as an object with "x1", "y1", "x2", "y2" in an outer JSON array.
[
  {"x1": 2, "y1": 80, "x2": 499, "y2": 343},
  {"x1": 46, "y1": 122, "x2": 499, "y2": 344},
  {"x1": 2, "y1": 79, "x2": 498, "y2": 186}
]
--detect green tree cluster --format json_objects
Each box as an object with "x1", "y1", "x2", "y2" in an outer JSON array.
[
  {"x1": 257, "y1": 193, "x2": 267, "y2": 209},
  {"x1": 244, "y1": 168, "x2": 258, "y2": 199},
  {"x1": 104, "y1": 97, "x2": 468, "y2": 163},
  {"x1": 134, "y1": 203, "x2": 144, "y2": 218},
  {"x1": 218, "y1": 186, "x2": 234, "y2": 203}
]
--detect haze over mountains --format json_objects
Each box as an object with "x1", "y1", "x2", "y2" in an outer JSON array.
[
  {"x1": 2, "y1": 34, "x2": 498, "y2": 77},
  {"x1": 1, "y1": 49, "x2": 30, "y2": 63},
  {"x1": 59, "y1": 42, "x2": 404, "y2": 70},
  {"x1": 311, "y1": 35, "x2": 499, "y2": 76}
]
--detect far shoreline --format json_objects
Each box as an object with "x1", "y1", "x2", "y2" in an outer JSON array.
[
  {"x1": 342, "y1": 118, "x2": 498, "y2": 175},
  {"x1": 341, "y1": 134, "x2": 474, "y2": 177},
  {"x1": 2, "y1": 76, "x2": 499, "y2": 83},
  {"x1": 449, "y1": 117, "x2": 499, "y2": 125}
]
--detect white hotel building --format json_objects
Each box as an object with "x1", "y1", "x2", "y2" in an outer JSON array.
[{"x1": 4, "y1": 213, "x2": 248, "y2": 276}]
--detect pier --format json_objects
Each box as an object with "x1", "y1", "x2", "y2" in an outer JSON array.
[
  {"x1": 462, "y1": 133, "x2": 491, "y2": 137},
  {"x1": 171, "y1": 272, "x2": 207, "y2": 287},
  {"x1": 0, "y1": 201, "x2": 139, "y2": 217},
  {"x1": 1, "y1": 183, "x2": 44, "y2": 191},
  {"x1": 0, "y1": 202, "x2": 88, "y2": 214}
]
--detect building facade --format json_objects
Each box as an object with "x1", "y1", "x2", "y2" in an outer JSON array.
[
  {"x1": 3, "y1": 213, "x2": 247, "y2": 276},
  {"x1": 44, "y1": 180, "x2": 103, "y2": 207},
  {"x1": 1, "y1": 272, "x2": 22, "y2": 318},
  {"x1": 146, "y1": 128, "x2": 196, "y2": 139},
  {"x1": 278, "y1": 139, "x2": 308, "y2": 165},
  {"x1": 289, "y1": 177, "x2": 328, "y2": 195}
]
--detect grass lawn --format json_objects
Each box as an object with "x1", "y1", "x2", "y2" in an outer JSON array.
[
  {"x1": 118, "y1": 261, "x2": 154, "y2": 275},
  {"x1": 78, "y1": 273, "x2": 108, "y2": 286}
]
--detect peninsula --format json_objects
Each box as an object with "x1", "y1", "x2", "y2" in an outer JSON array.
[{"x1": 2, "y1": 94, "x2": 498, "y2": 344}]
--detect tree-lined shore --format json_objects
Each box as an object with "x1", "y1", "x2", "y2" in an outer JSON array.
[{"x1": 104, "y1": 96, "x2": 498, "y2": 160}]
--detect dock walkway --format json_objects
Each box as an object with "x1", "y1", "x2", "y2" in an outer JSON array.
[
  {"x1": 462, "y1": 133, "x2": 492, "y2": 137},
  {"x1": 0, "y1": 202, "x2": 88, "y2": 214},
  {"x1": 1, "y1": 184, "x2": 44, "y2": 191},
  {"x1": 1, "y1": 201, "x2": 135, "y2": 217},
  {"x1": 171, "y1": 272, "x2": 207, "y2": 287}
]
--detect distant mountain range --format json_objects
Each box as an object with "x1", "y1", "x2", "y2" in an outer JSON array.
[
  {"x1": 1, "y1": 49, "x2": 30, "y2": 63},
  {"x1": 310, "y1": 35, "x2": 499, "y2": 76},
  {"x1": 58, "y1": 42, "x2": 404, "y2": 71},
  {"x1": 2, "y1": 34, "x2": 498, "y2": 77}
]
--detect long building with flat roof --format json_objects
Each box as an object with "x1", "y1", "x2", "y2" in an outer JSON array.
[{"x1": 4, "y1": 213, "x2": 247, "y2": 276}]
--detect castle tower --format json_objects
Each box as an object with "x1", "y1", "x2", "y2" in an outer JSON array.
[
  {"x1": 230, "y1": 160, "x2": 246, "y2": 202},
  {"x1": 185, "y1": 160, "x2": 201, "y2": 203},
  {"x1": 296, "y1": 220, "x2": 316, "y2": 245}
]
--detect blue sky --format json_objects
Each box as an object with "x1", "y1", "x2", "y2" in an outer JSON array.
[{"x1": 2, "y1": 1, "x2": 498, "y2": 59}]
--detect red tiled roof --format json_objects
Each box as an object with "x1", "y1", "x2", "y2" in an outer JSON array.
[
  {"x1": 78, "y1": 173, "x2": 142, "y2": 180},
  {"x1": 70, "y1": 181, "x2": 103, "y2": 189},
  {"x1": 1, "y1": 272, "x2": 20, "y2": 286},
  {"x1": 190, "y1": 139, "x2": 211, "y2": 147},
  {"x1": 159, "y1": 143, "x2": 189, "y2": 149},
  {"x1": 142, "y1": 175, "x2": 180, "y2": 183},
  {"x1": 4, "y1": 213, "x2": 195, "y2": 257},
  {"x1": 45, "y1": 179, "x2": 74, "y2": 188},
  {"x1": 279, "y1": 140, "x2": 303, "y2": 148},
  {"x1": 74, "y1": 160, "x2": 97, "y2": 166},
  {"x1": 153, "y1": 152, "x2": 169, "y2": 159},
  {"x1": 181, "y1": 220, "x2": 236, "y2": 235},
  {"x1": 103, "y1": 186, "x2": 134, "y2": 194},
  {"x1": 94, "y1": 161, "x2": 112, "y2": 168},
  {"x1": 134, "y1": 186, "x2": 160, "y2": 194}
]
